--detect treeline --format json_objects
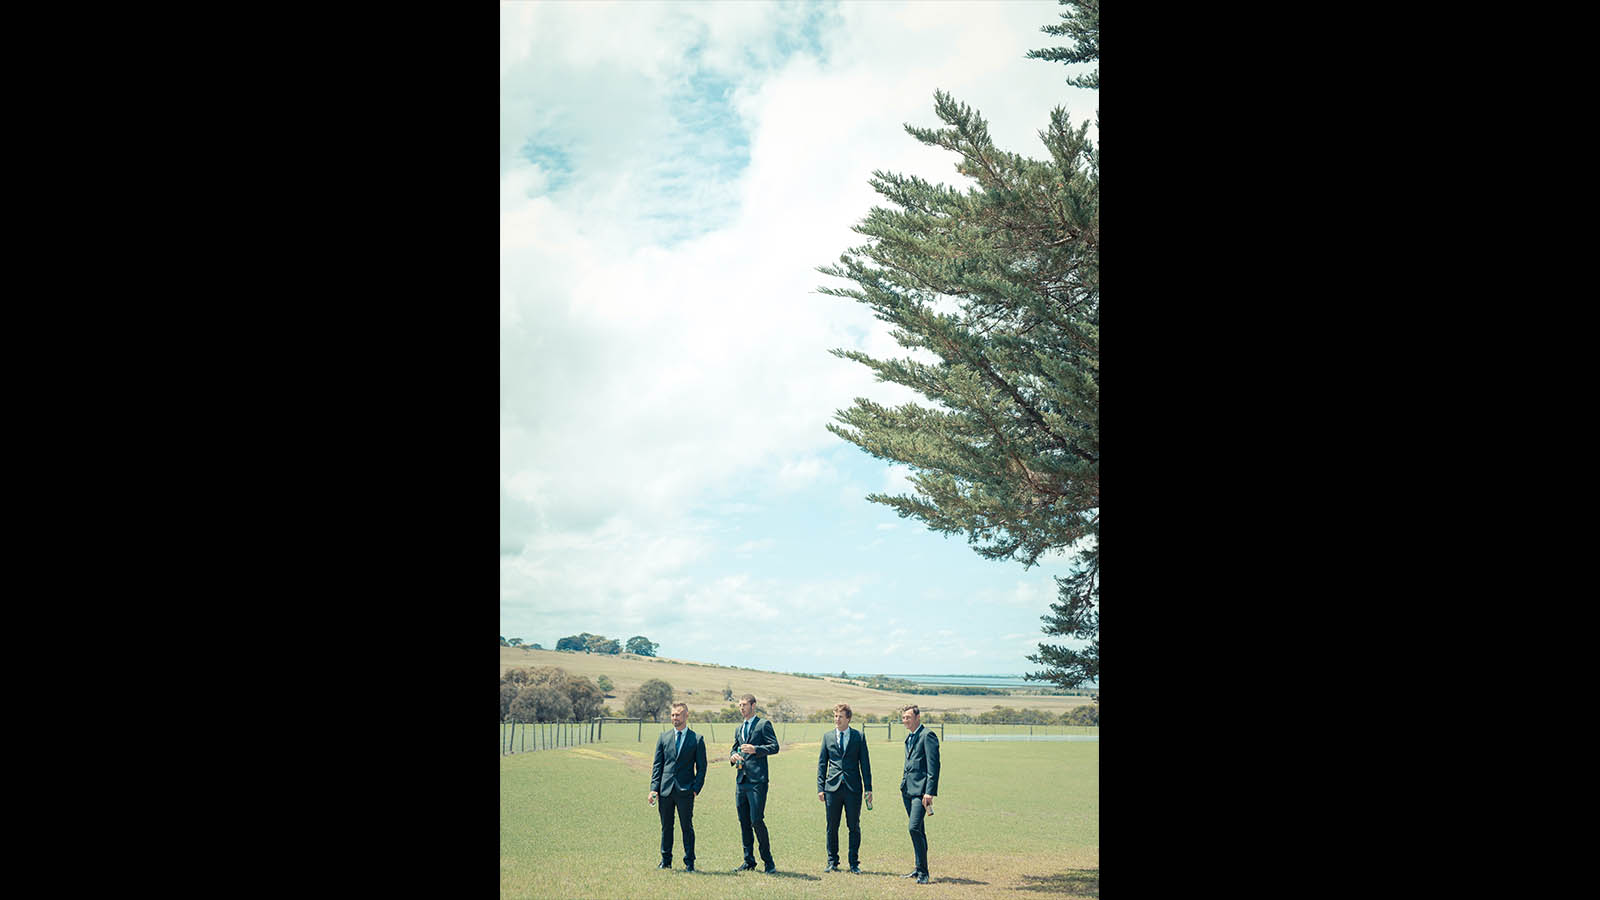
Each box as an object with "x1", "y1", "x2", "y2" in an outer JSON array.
[
  {"x1": 500, "y1": 633, "x2": 659, "y2": 656},
  {"x1": 813, "y1": 706, "x2": 1099, "y2": 727},
  {"x1": 836, "y1": 674, "x2": 1016, "y2": 696},
  {"x1": 929, "y1": 705, "x2": 1099, "y2": 727},
  {"x1": 500, "y1": 666, "x2": 608, "y2": 723}
]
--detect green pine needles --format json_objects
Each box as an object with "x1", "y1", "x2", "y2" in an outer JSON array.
[{"x1": 819, "y1": 1, "x2": 1099, "y2": 689}]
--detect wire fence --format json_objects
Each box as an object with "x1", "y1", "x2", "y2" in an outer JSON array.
[{"x1": 501, "y1": 719, "x2": 1098, "y2": 755}]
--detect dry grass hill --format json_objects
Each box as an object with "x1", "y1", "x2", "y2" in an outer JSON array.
[{"x1": 500, "y1": 646, "x2": 1093, "y2": 720}]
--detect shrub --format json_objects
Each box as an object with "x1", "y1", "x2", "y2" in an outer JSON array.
[{"x1": 624, "y1": 678, "x2": 674, "y2": 721}]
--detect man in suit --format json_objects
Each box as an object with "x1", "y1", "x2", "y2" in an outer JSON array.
[
  {"x1": 899, "y1": 704, "x2": 940, "y2": 884},
  {"x1": 816, "y1": 702, "x2": 872, "y2": 874},
  {"x1": 729, "y1": 693, "x2": 780, "y2": 873},
  {"x1": 648, "y1": 701, "x2": 707, "y2": 871}
]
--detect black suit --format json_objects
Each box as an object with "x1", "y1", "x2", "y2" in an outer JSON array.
[
  {"x1": 817, "y1": 726, "x2": 872, "y2": 868},
  {"x1": 731, "y1": 716, "x2": 780, "y2": 867},
  {"x1": 650, "y1": 727, "x2": 707, "y2": 866},
  {"x1": 900, "y1": 725, "x2": 940, "y2": 878}
]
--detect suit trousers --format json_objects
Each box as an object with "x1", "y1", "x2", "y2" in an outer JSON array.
[
  {"x1": 903, "y1": 791, "x2": 929, "y2": 876},
  {"x1": 735, "y1": 783, "x2": 774, "y2": 865},
  {"x1": 824, "y1": 789, "x2": 863, "y2": 866},
  {"x1": 657, "y1": 789, "x2": 695, "y2": 864}
]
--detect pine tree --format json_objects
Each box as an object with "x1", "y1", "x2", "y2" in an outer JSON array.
[
  {"x1": 1025, "y1": 0, "x2": 1099, "y2": 89},
  {"x1": 820, "y1": 0, "x2": 1098, "y2": 688}
]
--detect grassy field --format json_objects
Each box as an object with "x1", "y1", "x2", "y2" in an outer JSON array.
[
  {"x1": 500, "y1": 647, "x2": 1096, "y2": 720},
  {"x1": 500, "y1": 732, "x2": 1098, "y2": 899}
]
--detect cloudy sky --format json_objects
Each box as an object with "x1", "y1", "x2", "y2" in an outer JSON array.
[{"x1": 500, "y1": 0, "x2": 1097, "y2": 676}]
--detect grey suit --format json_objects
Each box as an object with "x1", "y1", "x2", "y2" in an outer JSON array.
[{"x1": 817, "y1": 726, "x2": 872, "y2": 867}]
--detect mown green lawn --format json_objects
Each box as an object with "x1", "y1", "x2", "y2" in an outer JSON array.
[{"x1": 500, "y1": 734, "x2": 1097, "y2": 898}]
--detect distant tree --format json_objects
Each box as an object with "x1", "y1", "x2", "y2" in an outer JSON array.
[
  {"x1": 555, "y1": 634, "x2": 587, "y2": 652},
  {"x1": 566, "y1": 675, "x2": 605, "y2": 721},
  {"x1": 596, "y1": 675, "x2": 614, "y2": 693},
  {"x1": 507, "y1": 638, "x2": 524, "y2": 647},
  {"x1": 625, "y1": 636, "x2": 660, "y2": 657},
  {"x1": 591, "y1": 638, "x2": 622, "y2": 655},
  {"x1": 1061, "y1": 703, "x2": 1099, "y2": 727},
  {"x1": 530, "y1": 643, "x2": 544, "y2": 650},
  {"x1": 624, "y1": 678, "x2": 675, "y2": 722},
  {"x1": 500, "y1": 636, "x2": 509, "y2": 647},
  {"x1": 508, "y1": 685, "x2": 573, "y2": 723},
  {"x1": 502, "y1": 668, "x2": 530, "y2": 686},
  {"x1": 524, "y1": 666, "x2": 568, "y2": 686},
  {"x1": 500, "y1": 682, "x2": 519, "y2": 721},
  {"x1": 723, "y1": 685, "x2": 734, "y2": 701},
  {"x1": 769, "y1": 696, "x2": 799, "y2": 722}
]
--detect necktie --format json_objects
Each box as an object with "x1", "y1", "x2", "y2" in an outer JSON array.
[
  {"x1": 675, "y1": 730, "x2": 683, "y2": 758},
  {"x1": 839, "y1": 730, "x2": 847, "y2": 754}
]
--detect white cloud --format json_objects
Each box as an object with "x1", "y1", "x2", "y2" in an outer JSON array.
[{"x1": 502, "y1": 1, "x2": 1095, "y2": 666}]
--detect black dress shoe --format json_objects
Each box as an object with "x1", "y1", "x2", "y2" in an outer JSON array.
[
  {"x1": 733, "y1": 862, "x2": 756, "y2": 872},
  {"x1": 824, "y1": 863, "x2": 840, "y2": 872},
  {"x1": 849, "y1": 866, "x2": 861, "y2": 874},
  {"x1": 657, "y1": 861, "x2": 671, "y2": 869},
  {"x1": 915, "y1": 874, "x2": 930, "y2": 884},
  {"x1": 764, "y1": 864, "x2": 778, "y2": 874},
  {"x1": 903, "y1": 871, "x2": 920, "y2": 878},
  {"x1": 684, "y1": 863, "x2": 695, "y2": 872}
]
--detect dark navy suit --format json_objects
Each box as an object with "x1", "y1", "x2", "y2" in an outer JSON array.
[
  {"x1": 900, "y1": 725, "x2": 940, "y2": 878},
  {"x1": 650, "y1": 726, "x2": 707, "y2": 866},
  {"x1": 731, "y1": 716, "x2": 780, "y2": 867},
  {"x1": 817, "y1": 726, "x2": 873, "y2": 868}
]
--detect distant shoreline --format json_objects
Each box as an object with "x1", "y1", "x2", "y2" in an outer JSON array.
[{"x1": 810, "y1": 673, "x2": 1099, "y2": 689}]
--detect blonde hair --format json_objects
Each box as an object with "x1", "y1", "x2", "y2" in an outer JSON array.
[
  {"x1": 833, "y1": 703, "x2": 853, "y2": 719},
  {"x1": 670, "y1": 701, "x2": 688, "y2": 713}
]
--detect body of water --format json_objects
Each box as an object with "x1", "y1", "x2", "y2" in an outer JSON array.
[{"x1": 810, "y1": 673, "x2": 1097, "y2": 690}]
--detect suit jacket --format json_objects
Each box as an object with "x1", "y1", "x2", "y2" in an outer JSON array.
[
  {"x1": 731, "y1": 716, "x2": 780, "y2": 787},
  {"x1": 900, "y1": 725, "x2": 940, "y2": 797},
  {"x1": 817, "y1": 726, "x2": 872, "y2": 794},
  {"x1": 651, "y1": 727, "x2": 707, "y2": 796}
]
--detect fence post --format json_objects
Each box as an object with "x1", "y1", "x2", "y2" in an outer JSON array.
[{"x1": 638, "y1": 719, "x2": 643, "y2": 742}]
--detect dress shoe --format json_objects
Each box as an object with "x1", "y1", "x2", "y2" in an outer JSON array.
[
  {"x1": 903, "y1": 871, "x2": 920, "y2": 878},
  {"x1": 764, "y1": 864, "x2": 778, "y2": 874},
  {"x1": 824, "y1": 863, "x2": 840, "y2": 872},
  {"x1": 684, "y1": 863, "x2": 695, "y2": 872},
  {"x1": 657, "y1": 861, "x2": 671, "y2": 869},
  {"x1": 733, "y1": 862, "x2": 756, "y2": 872},
  {"x1": 915, "y1": 874, "x2": 930, "y2": 884},
  {"x1": 849, "y1": 866, "x2": 861, "y2": 874}
]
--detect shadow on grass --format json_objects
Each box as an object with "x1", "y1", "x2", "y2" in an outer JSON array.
[
  {"x1": 1012, "y1": 869, "x2": 1099, "y2": 896},
  {"x1": 763, "y1": 870, "x2": 822, "y2": 882},
  {"x1": 660, "y1": 868, "x2": 823, "y2": 881}
]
